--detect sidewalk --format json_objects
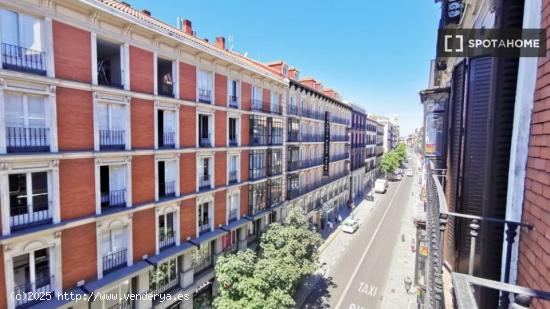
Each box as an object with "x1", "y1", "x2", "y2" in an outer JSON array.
[
  {"x1": 295, "y1": 189, "x2": 379, "y2": 308},
  {"x1": 379, "y1": 175, "x2": 419, "y2": 309}
]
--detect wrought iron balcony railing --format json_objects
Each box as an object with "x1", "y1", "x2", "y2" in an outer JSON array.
[
  {"x1": 198, "y1": 89, "x2": 212, "y2": 103},
  {"x1": 199, "y1": 134, "x2": 212, "y2": 147},
  {"x1": 10, "y1": 204, "x2": 52, "y2": 231},
  {"x1": 228, "y1": 95, "x2": 239, "y2": 108},
  {"x1": 102, "y1": 248, "x2": 127, "y2": 273},
  {"x1": 1, "y1": 43, "x2": 47, "y2": 76},
  {"x1": 99, "y1": 129, "x2": 125, "y2": 150},
  {"x1": 198, "y1": 221, "x2": 211, "y2": 234},
  {"x1": 149, "y1": 275, "x2": 179, "y2": 297},
  {"x1": 228, "y1": 208, "x2": 239, "y2": 222},
  {"x1": 330, "y1": 135, "x2": 349, "y2": 142},
  {"x1": 288, "y1": 105, "x2": 299, "y2": 116},
  {"x1": 101, "y1": 189, "x2": 126, "y2": 209},
  {"x1": 288, "y1": 132, "x2": 300, "y2": 142},
  {"x1": 161, "y1": 131, "x2": 175, "y2": 148},
  {"x1": 6, "y1": 127, "x2": 50, "y2": 153},
  {"x1": 193, "y1": 255, "x2": 213, "y2": 274},
  {"x1": 159, "y1": 233, "x2": 175, "y2": 250},
  {"x1": 160, "y1": 180, "x2": 176, "y2": 198},
  {"x1": 422, "y1": 165, "x2": 550, "y2": 309},
  {"x1": 229, "y1": 136, "x2": 239, "y2": 147},
  {"x1": 199, "y1": 175, "x2": 211, "y2": 190},
  {"x1": 228, "y1": 171, "x2": 238, "y2": 184},
  {"x1": 14, "y1": 276, "x2": 53, "y2": 307}
]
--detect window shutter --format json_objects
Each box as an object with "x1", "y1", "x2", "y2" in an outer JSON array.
[{"x1": 163, "y1": 110, "x2": 175, "y2": 133}]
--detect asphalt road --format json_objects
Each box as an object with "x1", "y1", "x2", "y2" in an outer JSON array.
[{"x1": 302, "y1": 165, "x2": 415, "y2": 309}]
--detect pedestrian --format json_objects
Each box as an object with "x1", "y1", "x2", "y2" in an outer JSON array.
[
  {"x1": 328, "y1": 220, "x2": 333, "y2": 232},
  {"x1": 338, "y1": 214, "x2": 342, "y2": 224}
]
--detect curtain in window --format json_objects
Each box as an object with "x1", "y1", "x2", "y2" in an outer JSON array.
[
  {"x1": 163, "y1": 110, "x2": 175, "y2": 134},
  {"x1": 165, "y1": 160, "x2": 177, "y2": 183},
  {"x1": 27, "y1": 96, "x2": 46, "y2": 128},
  {"x1": 110, "y1": 104, "x2": 125, "y2": 131},
  {"x1": 97, "y1": 103, "x2": 109, "y2": 130},
  {"x1": 109, "y1": 165, "x2": 126, "y2": 191},
  {"x1": 5, "y1": 94, "x2": 24, "y2": 127},
  {"x1": 198, "y1": 71, "x2": 211, "y2": 91},
  {"x1": 20, "y1": 14, "x2": 41, "y2": 51}
]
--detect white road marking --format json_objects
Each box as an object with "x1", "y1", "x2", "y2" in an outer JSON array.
[{"x1": 334, "y1": 180, "x2": 405, "y2": 308}]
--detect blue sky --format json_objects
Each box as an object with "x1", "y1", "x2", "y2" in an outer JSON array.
[{"x1": 127, "y1": 0, "x2": 441, "y2": 136}]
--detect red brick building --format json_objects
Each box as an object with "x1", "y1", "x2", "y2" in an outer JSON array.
[{"x1": 0, "y1": 1, "x2": 353, "y2": 308}]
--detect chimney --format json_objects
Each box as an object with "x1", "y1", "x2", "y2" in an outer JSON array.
[
  {"x1": 215, "y1": 36, "x2": 226, "y2": 50},
  {"x1": 141, "y1": 9, "x2": 151, "y2": 16},
  {"x1": 182, "y1": 19, "x2": 192, "y2": 35},
  {"x1": 288, "y1": 68, "x2": 299, "y2": 79}
]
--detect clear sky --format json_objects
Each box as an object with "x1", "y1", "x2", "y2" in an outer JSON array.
[{"x1": 126, "y1": 0, "x2": 441, "y2": 136}]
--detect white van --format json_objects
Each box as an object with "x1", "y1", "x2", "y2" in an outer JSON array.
[{"x1": 374, "y1": 179, "x2": 388, "y2": 193}]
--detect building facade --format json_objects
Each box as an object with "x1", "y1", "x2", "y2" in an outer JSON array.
[
  {"x1": 0, "y1": 0, "x2": 293, "y2": 308},
  {"x1": 274, "y1": 62, "x2": 352, "y2": 231},
  {"x1": 350, "y1": 104, "x2": 366, "y2": 203},
  {"x1": 365, "y1": 117, "x2": 378, "y2": 188}
]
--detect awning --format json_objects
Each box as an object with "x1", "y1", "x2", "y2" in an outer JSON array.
[
  {"x1": 221, "y1": 217, "x2": 249, "y2": 231},
  {"x1": 189, "y1": 228, "x2": 227, "y2": 247},
  {"x1": 146, "y1": 242, "x2": 195, "y2": 265},
  {"x1": 83, "y1": 260, "x2": 151, "y2": 292}
]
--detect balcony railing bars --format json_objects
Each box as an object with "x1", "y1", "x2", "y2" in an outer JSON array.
[
  {"x1": 1, "y1": 43, "x2": 47, "y2": 75},
  {"x1": 424, "y1": 165, "x2": 544, "y2": 309},
  {"x1": 6, "y1": 127, "x2": 50, "y2": 152}
]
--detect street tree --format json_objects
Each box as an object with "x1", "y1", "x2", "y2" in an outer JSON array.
[
  {"x1": 380, "y1": 152, "x2": 399, "y2": 176},
  {"x1": 214, "y1": 207, "x2": 321, "y2": 309}
]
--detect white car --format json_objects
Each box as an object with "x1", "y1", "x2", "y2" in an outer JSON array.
[
  {"x1": 374, "y1": 179, "x2": 388, "y2": 193},
  {"x1": 406, "y1": 169, "x2": 413, "y2": 177},
  {"x1": 342, "y1": 219, "x2": 359, "y2": 234}
]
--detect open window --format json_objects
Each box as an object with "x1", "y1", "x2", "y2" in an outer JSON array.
[
  {"x1": 97, "y1": 39, "x2": 123, "y2": 89},
  {"x1": 157, "y1": 58, "x2": 174, "y2": 97}
]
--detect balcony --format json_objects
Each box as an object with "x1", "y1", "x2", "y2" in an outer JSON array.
[
  {"x1": 1, "y1": 43, "x2": 47, "y2": 76},
  {"x1": 302, "y1": 108, "x2": 324, "y2": 120},
  {"x1": 270, "y1": 104, "x2": 282, "y2": 115},
  {"x1": 160, "y1": 180, "x2": 176, "y2": 198},
  {"x1": 228, "y1": 171, "x2": 238, "y2": 184},
  {"x1": 6, "y1": 127, "x2": 50, "y2": 153},
  {"x1": 330, "y1": 135, "x2": 349, "y2": 142},
  {"x1": 199, "y1": 134, "x2": 212, "y2": 147},
  {"x1": 106, "y1": 300, "x2": 133, "y2": 309},
  {"x1": 249, "y1": 168, "x2": 266, "y2": 180},
  {"x1": 288, "y1": 105, "x2": 299, "y2": 116},
  {"x1": 14, "y1": 276, "x2": 53, "y2": 307},
  {"x1": 331, "y1": 116, "x2": 350, "y2": 126},
  {"x1": 10, "y1": 205, "x2": 52, "y2": 231},
  {"x1": 99, "y1": 129, "x2": 125, "y2": 150},
  {"x1": 101, "y1": 189, "x2": 126, "y2": 209},
  {"x1": 149, "y1": 275, "x2": 179, "y2": 297},
  {"x1": 161, "y1": 131, "x2": 175, "y2": 148},
  {"x1": 102, "y1": 248, "x2": 127, "y2": 273},
  {"x1": 301, "y1": 158, "x2": 323, "y2": 169},
  {"x1": 229, "y1": 136, "x2": 239, "y2": 147},
  {"x1": 250, "y1": 135, "x2": 267, "y2": 146},
  {"x1": 288, "y1": 132, "x2": 300, "y2": 142},
  {"x1": 159, "y1": 233, "x2": 175, "y2": 250},
  {"x1": 302, "y1": 134, "x2": 323, "y2": 142},
  {"x1": 331, "y1": 153, "x2": 349, "y2": 161},
  {"x1": 198, "y1": 221, "x2": 211, "y2": 234},
  {"x1": 421, "y1": 166, "x2": 550, "y2": 308},
  {"x1": 251, "y1": 99, "x2": 264, "y2": 112},
  {"x1": 228, "y1": 95, "x2": 239, "y2": 108},
  {"x1": 228, "y1": 208, "x2": 239, "y2": 222},
  {"x1": 287, "y1": 160, "x2": 300, "y2": 172},
  {"x1": 199, "y1": 175, "x2": 211, "y2": 190},
  {"x1": 198, "y1": 88, "x2": 212, "y2": 104},
  {"x1": 194, "y1": 255, "x2": 213, "y2": 274}
]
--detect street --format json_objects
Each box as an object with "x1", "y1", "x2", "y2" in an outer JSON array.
[{"x1": 301, "y1": 163, "x2": 416, "y2": 309}]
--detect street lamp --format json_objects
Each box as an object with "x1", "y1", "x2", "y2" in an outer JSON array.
[{"x1": 404, "y1": 276, "x2": 413, "y2": 293}]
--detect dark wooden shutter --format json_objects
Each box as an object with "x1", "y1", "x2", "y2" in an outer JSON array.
[{"x1": 446, "y1": 60, "x2": 466, "y2": 267}]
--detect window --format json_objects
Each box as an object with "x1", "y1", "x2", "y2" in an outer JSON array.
[
  {"x1": 228, "y1": 155, "x2": 239, "y2": 184},
  {"x1": 249, "y1": 182, "x2": 267, "y2": 214},
  {"x1": 158, "y1": 211, "x2": 176, "y2": 250},
  {"x1": 8, "y1": 171, "x2": 51, "y2": 230},
  {"x1": 13, "y1": 248, "x2": 52, "y2": 307},
  {"x1": 252, "y1": 86, "x2": 262, "y2": 110},
  {"x1": 198, "y1": 70, "x2": 212, "y2": 103},
  {"x1": 250, "y1": 116, "x2": 267, "y2": 146},
  {"x1": 270, "y1": 92, "x2": 280, "y2": 114},
  {"x1": 96, "y1": 39, "x2": 123, "y2": 88},
  {"x1": 249, "y1": 150, "x2": 266, "y2": 180},
  {"x1": 193, "y1": 242, "x2": 212, "y2": 273},
  {"x1": 157, "y1": 58, "x2": 174, "y2": 97},
  {"x1": 1, "y1": 9, "x2": 46, "y2": 75},
  {"x1": 198, "y1": 157, "x2": 211, "y2": 190},
  {"x1": 222, "y1": 229, "x2": 238, "y2": 253},
  {"x1": 149, "y1": 258, "x2": 178, "y2": 295},
  {"x1": 99, "y1": 165, "x2": 127, "y2": 210},
  {"x1": 268, "y1": 178, "x2": 282, "y2": 206},
  {"x1": 287, "y1": 174, "x2": 300, "y2": 200},
  {"x1": 228, "y1": 79, "x2": 239, "y2": 107},
  {"x1": 5, "y1": 93, "x2": 49, "y2": 152},
  {"x1": 101, "y1": 227, "x2": 128, "y2": 273},
  {"x1": 198, "y1": 202, "x2": 211, "y2": 234},
  {"x1": 103, "y1": 281, "x2": 131, "y2": 309},
  {"x1": 268, "y1": 149, "x2": 282, "y2": 176},
  {"x1": 228, "y1": 193, "x2": 239, "y2": 221},
  {"x1": 98, "y1": 103, "x2": 126, "y2": 150},
  {"x1": 198, "y1": 114, "x2": 211, "y2": 147},
  {"x1": 228, "y1": 118, "x2": 238, "y2": 146},
  {"x1": 269, "y1": 118, "x2": 283, "y2": 145},
  {"x1": 157, "y1": 109, "x2": 176, "y2": 148},
  {"x1": 158, "y1": 160, "x2": 177, "y2": 198}
]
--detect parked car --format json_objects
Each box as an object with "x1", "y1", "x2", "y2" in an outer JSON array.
[
  {"x1": 342, "y1": 218, "x2": 359, "y2": 234},
  {"x1": 374, "y1": 179, "x2": 388, "y2": 193},
  {"x1": 406, "y1": 169, "x2": 413, "y2": 177},
  {"x1": 365, "y1": 193, "x2": 375, "y2": 201}
]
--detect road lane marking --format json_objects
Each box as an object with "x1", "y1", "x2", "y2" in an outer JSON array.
[{"x1": 334, "y1": 179, "x2": 405, "y2": 308}]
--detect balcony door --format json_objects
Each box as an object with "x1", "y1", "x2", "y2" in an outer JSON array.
[
  {"x1": 8, "y1": 171, "x2": 50, "y2": 229},
  {"x1": 98, "y1": 103, "x2": 125, "y2": 149},
  {"x1": 101, "y1": 227, "x2": 127, "y2": 273},
  {"x1": 198, "y1": 202, "x2": 210, "y2": 234},
  {"x1": 158, "y1": 109, "x2": 175, "y2": 148},
  {"x1": 12, "y1": 248, "x2": 51, "y2": 306},
  {"x1": 5, "y1": 94, "x2": 48, "y2": 152},
  {"x1": 199, "y1": 115, "x2": 210, "y2": 146}
]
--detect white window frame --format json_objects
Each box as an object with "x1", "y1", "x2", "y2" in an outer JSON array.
[
  {"x1": 0, "y1": 160, "x2": 60, "y2": 236},
  {"x1": 154, "y1": 102, "x2": 180, "y2": 149},
  {"x1": 226, "y1": 188, "x2": 240, "y2": 224},
  {"x1": 196, "y1": 195, "x2": 214, "y2": 237},
  {"x1": 154, "y1": 154, "x2": 180, "y2": 201},
  {"x1": 196, "y1": 154, "x2": 214, "y2": 192},
  {"x1": 196, "y1": 69, "x2": 214, "y2": 104},
  {"x1": 155, "y1": 205, "x2": 180, "y2": 254},
  {"x1": 226, "y1": 151, "x2": 240, "y2": 185},
  {"x1": 3, "y1": 235, "x2": 61, "y2": 309},
  {"x1": 96, "y1": 217, "x2": 133, "y2": 279},
  {"x1": 154, "y1": 54, "x2": 179, "y2": 98},
  {"x1": 91, "y1": 35, "x2": 129, "y2": 91},
  {"x1": 227, "y1": 114, "x2": 240, "y2": 147},
  {"x1": 196, "y1": 110, "x2": 215, "y2": 148},
  {"x1": 227, "y1": 78, "x2": 240, "y2": 108},
  {"x1": 93, "y1": 93, "x2": 131, "y2": 151},
  {"x1": 94, "y1": 157, "x2": 132, "y2": 215}
]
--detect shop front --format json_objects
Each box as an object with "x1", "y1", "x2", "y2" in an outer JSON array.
[{"x1": 193, "y1": 279, "x2": 214, "y2": 309}]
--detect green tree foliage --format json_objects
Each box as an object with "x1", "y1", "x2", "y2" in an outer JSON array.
[
  {"x1": 380, "y1": 144, "x2": 408, "y2": 176},
  {"x1": 214, "y1": 207, "x2": 322, "y2": 309}
]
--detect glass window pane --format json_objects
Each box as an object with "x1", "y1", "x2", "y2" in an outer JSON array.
[
  {"x1": 27, "y1": 96, "x2": 46, "y2": 128},
  {"x1": 5, "y1": 94, "x2": 24, "y2": 127},
  {"x1": 1, "y1": 9, "x2": 19, "y2": 46},
  {"x1": 13, "y1": 253, "x2": 30, "y2": 290},
  {"x1": 9, "y1": 173, "x2": 27, "y2": 214},
  {"x1": 32, "y1": 172, "x2": 48, "y2": 211}
]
